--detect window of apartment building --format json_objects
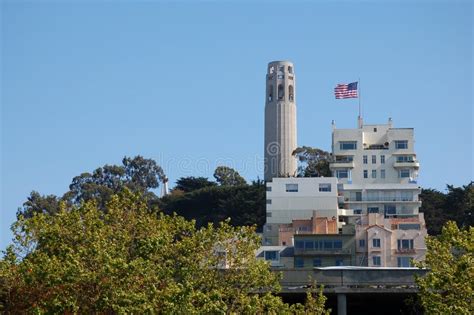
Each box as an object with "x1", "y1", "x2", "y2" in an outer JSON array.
[
  {"x1": 381, "y1": 169, "x2": 386, "y2": 179},
  {"x1": 295, "y1": 257, "x2": 304, "y2": 268},
  {"x1": 397, "y1": 155, "x2": 414, "y2": 162},
  {"x1": 398, "y1": 223, "x2": 421, "y2": 230},
  {"x1": 336, "y1": 155, "x2": 353, "y2": 162},
  {"x1": 368, "y1": 207, "x2": 379, "y2": 213},
  {"x1": 373, "y1": 256, "x2": 381, "y2": 266},
  {"x1": 264, "y1": 250, "x2": 279, "y2": 261},
  {"x1": 336, "y1": 259, "x2": 344, "y2": 266},
  {"x1": 319, "y1": 183, "x2": 332, "y2": 192},
  {"x1": 324, "y1": 240, "x2": 333, "y2": 249},
  {"x1": 264, "y1": 238, "x2": 271, "y2": 245},
  {"x1": 354, "y1": 209, "x2": 362, "y2": 214},
  {"x1": 286, "y1": 184, "x2": 298, "y2": 192},
  {"x1": 266, "y1": 199, "x2": 272, "y2": 204},
  {"x1": 367, "y1": 191, "x2": 378, "y2": 201},
  {"x1": 334, "y1": 240, "x2": 343, "y2": 249},
  {"x1": 359, "y1": 239, "x2": 366, "y2": 247},
  {"x1": 397, "y1": 257, "x2": 412, "y2": 267},
  {"x1": 266, "y1": 186, "x2": 272, "y2": 192},
  {"x1": 400, "y1": 169, "x2": 410, "y2": 178},
  {"x1": 373, "y1": 238, "x2": 381, "y2": 248},
  {"x1": 266, "y1": 212, "x2": 272, "y2": 217},
  {"x1": 384, "y1": 204, "x2": 397, "y2": 215},
  {"x1": 397, "y1": 239, "x2": 414, "y2": 250},
  {"x1": 395, "y1": 140, "x2": 408, "y2": 149},
  {"x1": 363, "y1": 155, "x2": 368, "y2": 164},
  {"x1": 295, "y1": 240, "x2": 304, "y2": 249},
  {"x1": 401, "y1": 191, "x2": 413, "y2": 201},
  {"x1": 372, "y1": 155, "x2": 376, "y2": 164},
  {"x1": 340, "y1": 141, "x2": 357, "y2": 150},
  {"x1": 305, "y1": 240, "x2": 314, "y2": 250},
  {"x1": 336, "y1": 169, "x2": 349, "y2": 179},
  {"x1": 313, "y1": 259, "x2": 322, "y2": 267},
  {"x1": 363, "y1": 170, "x2": 368, "y2": 178},
  {"x1": 372, "y1": 170, "x2": 377, "y2": 178},
  {"x1": 380, "y1": 155, "x2": 385, "y2": 164}
]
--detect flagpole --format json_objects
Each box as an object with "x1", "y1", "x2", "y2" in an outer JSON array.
[
  {"x1": 358, "y1": 77, "x2": 362, "y2": 128},
  {"x1": 358, "y1": 77, "x2": 361, "y2": 118}
]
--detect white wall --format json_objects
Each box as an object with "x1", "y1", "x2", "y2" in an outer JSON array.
[{"x1": 266, "y1": 177, "x2": 339, "y2": 224}]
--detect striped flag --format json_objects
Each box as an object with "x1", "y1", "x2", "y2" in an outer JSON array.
[{"x1": 334, "y1": 82, "x2": 358, "y2": 99}]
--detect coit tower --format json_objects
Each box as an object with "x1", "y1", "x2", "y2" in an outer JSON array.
[{"x1": 264, "y1": 61, "x2": 297, "y2": 181}]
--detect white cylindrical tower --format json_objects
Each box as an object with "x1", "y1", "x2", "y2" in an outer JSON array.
[{"x1": 264, "y1": 61, "x2": 297, "y2": 181}]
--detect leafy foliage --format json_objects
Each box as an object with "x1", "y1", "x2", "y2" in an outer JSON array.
[
  {"x1": 159, "y1": 180, "x2": 266, "y2": 230},
  {"x1": 18, "y1": 156, "x2": 165, "y2": 218},
  {"x1": 415, "y1": 221, "x2": 474, "y2": 314},
  {"x1": 292, "y1": 146, "x2": 331, "y2": 177},
  {"x1": 1, "y1": 191, "x2": 328, "y2": 313},
  {"x1": 420, "y1": 183, "x2": 473, "y2": 235},
  {"x1": 213, "y1": 166, "x2": 247, "y2": 186},
  {"x1": 173, "y1": 176, "x2": 217, "y2": 193}
]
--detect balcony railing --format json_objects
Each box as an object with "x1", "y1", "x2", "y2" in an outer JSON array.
[
  {"x1": 329, "y1": 161, "x2": 355, "y2": 168},
  {"x1": 294, "y1": 248, "x2": 353, "y2": 256},
  {"x1": 394, "y1": 160, "x2": 420, "y2": 169},
  {"x1": 395, "y1": 248, "x2": 416, "y2": 254},
  {"x1": 345, "y1": 197, "x2": 418, "y2": 202}
]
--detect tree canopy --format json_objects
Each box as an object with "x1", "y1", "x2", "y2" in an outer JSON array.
[
  {"x1": 159, "y1": 180, "x2": 265, "y2": 230},
  {"x1": 292, "y1": 146, "x2": 331, "y2": 178},
  {"x1": 415, "y1": 221, "x2": 474, "y2": 314},
  {"x1": 1, "y1": 190, "x2": 328, "y2": 314},
  {"x1": 173, "y1": 176, "x2": 217, "y2": 193},
  {"x1": 420, "y1": 183, "x2": 473, "y2": 235},
  {"x1": 213, "y1": 166, "x2": 247, "y2": 186},
  {"x1": 18, "y1": 156, "x2": 165, "y2": 218}
]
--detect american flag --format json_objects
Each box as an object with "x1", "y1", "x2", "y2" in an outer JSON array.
[{"x1": 334, "y1": 82, "x2": 358, "y2": 99}]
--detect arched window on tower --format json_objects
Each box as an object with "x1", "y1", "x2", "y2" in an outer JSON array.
[
  {"x1": 268, "y1": 85, "x2": 273, "y2": 102},
  {"x1": 278, "y1": 84, "x2": 284, "y2": 100},
  {"x1": 289, "y1": 85, "x2": 294, "y2": 101}
]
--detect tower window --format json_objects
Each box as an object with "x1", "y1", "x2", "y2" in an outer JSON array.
[
  {"x1": 289, "y1": 85, "x2": 294, "y2": 101},
  {"x1": 268, "y1": 85, "x2": 273, "y2": 102},
  {"x1": 278, "y1": 66, "x2": 284, "y2": 72},
  {"x1": 269, "y1": 66, "x2": 274, "y2": 74},
  {"x1": 278, "y1": 84, "x2": 284, "y2": 100},
  {"x1": 288, "y1": 66, "x2": 293, "y2": 73}
]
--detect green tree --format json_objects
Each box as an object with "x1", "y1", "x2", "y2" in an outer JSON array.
[
  {"x1": 419, "y1": 188, "x2": 447, "y2": 235},
  {"x1": 17, "y1": 156, "x2": 165, "y2": 218},
  {"x1": 17, "y1": 191, "x2": 61, "y2": 219},
  {"x1": 420, "y1": 183, "x2": 473, "y2": 235},
  {"x1": 292, "y1": 146, "x2": 331, "y2": 177},
  {"x1": 160, "y1": 180, "x2": 265, "y2": 230},
  {"x1": 173, "y1": 176, "x2": 217, "y2": 193},
  {"x1": 415, "y1": 221, "x2": 474, "y2": 314},
  {"x1": 213, "y1": 166, "x2": 247, "y2": 186},
  {"x1": 0, "y1": 190, "x2": 328, "y2": 313}
]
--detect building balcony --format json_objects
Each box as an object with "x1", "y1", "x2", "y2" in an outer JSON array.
[
  {"x1": 329, "y1": 161, "x2": 355, "y2": 169},
  {"x1": 294, "y1": 249, "x2": 353, "y2": 256},
  {"x1": 345, "y1": 197, "x2": 421, "y2": 203},
  {"x1": 395, "y1": 248, "x2": 416, "y2": 254},
  {"x1": 393, "y1": 161, "x2": 420, "y2": 169}
]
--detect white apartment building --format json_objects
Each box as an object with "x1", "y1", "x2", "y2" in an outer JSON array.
[
  {"x1": 263, "y1": 177, "x2": 350, "y2": 245},
  {"x1": 330, "y1": 119, "x2": 422, "y2": 217}
]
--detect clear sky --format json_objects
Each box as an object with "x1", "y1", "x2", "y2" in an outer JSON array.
[{"x1": 1, "y1": 0, "x2": 472, "y2": 250}]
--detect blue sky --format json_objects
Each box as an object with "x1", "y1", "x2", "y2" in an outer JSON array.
[{"x1": 1, "y1": 1, "x2": 472, "y2": 250}]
